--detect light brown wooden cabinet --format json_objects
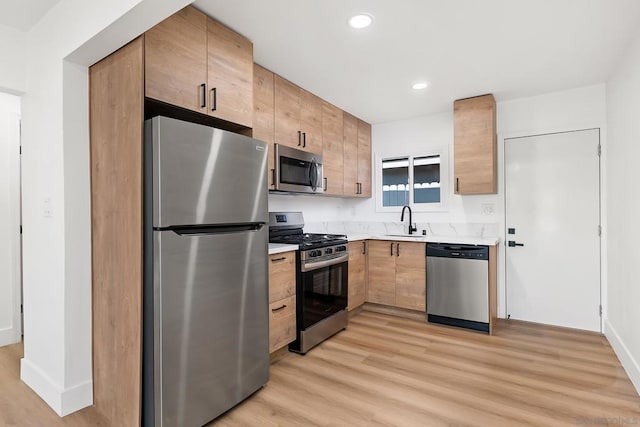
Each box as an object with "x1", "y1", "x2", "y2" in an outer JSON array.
[
  {"x1": 347, "y1": 241, "x2": 367, "y2": 310},
  {"x1": 322, "y1": 101, "x2": 344, "y2": 195},
  {"x1": 453, "y1": 94, "x2": 497, "y2": 195},
  {"x1": 253, "y1": 64, "x2": 275, "y2": 188},
  {"x1": 274, "y1": 75, "x2": 322, "y2": 154},
  {"x1": 145, "y1": 6, "x2": 253, "y2": 128},
  {"x1": 357, "y1": 120, "x2": 372, "y2": 197},
  {"x1": 206, "y1": 18, "x2": 253, "y2": 127},
  {"x1": 145, "y1": 6, "x2": 207, "y2": 114},
  {"x1": 366, "y1": 240, "x2": 426, "y2": 311},
  {"x1": 343, "y1": 113, "x2": 372, "y2": 197},
  {"x1": 268, "y1": 252, "x2": 296, "y2": 353}
]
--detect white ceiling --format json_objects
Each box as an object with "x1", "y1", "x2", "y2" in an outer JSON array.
[
  {"x1": 194, "y1": 0, "x2": 640, "y2": 124},
  {"x1": 0, "y1": 0, "x2": 61, "y2": 32}
]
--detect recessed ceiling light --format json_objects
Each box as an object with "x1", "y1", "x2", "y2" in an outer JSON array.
[
  {"x1": 348, "y1": 14, "x2": 373, "y2": 29},
  {"x1": 412, "y1": 82, "x2": 429, "y2": 90}
]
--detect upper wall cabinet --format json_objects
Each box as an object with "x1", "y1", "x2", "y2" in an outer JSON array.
[
  {"x1": 343, "y1": 114, "x2": 371, "y2": 197},
  {"x1": 322, "y1": 101, "x2": 344, "y2": 195},
  {"x1": 145, "y1": 6, "x2": 253, "y2": 128},
  {"x1": 274, "y1": 75, "x2": 322, "y2": 154},
  {"x1": 453, "y1": 94, "x2": 497, "y2": 194},
  {"x1": 207, "y1": 18, "x2": 253, "y2": 127},
  {"x1": 145, "y1": 7, "x2": 207, "y2": 113},
  {"x1": 253, "y1": 64, "x2": 275, "y2": 189}
]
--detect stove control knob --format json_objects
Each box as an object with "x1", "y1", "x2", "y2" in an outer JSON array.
[
  {"x1": 325, "y1": 248, "x2": 333, "y2": 254},
  {"x1": 336, "y1": 246, "x2": 346, "y2": 252}
]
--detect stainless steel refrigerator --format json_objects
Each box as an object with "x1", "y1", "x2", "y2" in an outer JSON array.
[{"x1": 143, "y1": 116, "x2": 270, "y2": 426}]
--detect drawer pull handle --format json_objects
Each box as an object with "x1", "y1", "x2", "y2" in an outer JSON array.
[
  {"x1": 271, "y1": 256, "x2": 286, "y2": 262},
  {"x1": 271, "y1": 304, "x2": 287, "y2": 313}
]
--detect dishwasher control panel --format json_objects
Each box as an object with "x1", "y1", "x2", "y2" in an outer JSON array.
[{"x1": 426, "y1": 243, "x2": 489, "y2": 260}]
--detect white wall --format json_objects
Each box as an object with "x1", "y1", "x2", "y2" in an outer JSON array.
[
  {"x1": 0, "y1": 25, "x2": 26, "y2": 94},
  {"x1": 605, "y1": 30, "x2": 640, "y2": 394},
  {"x1": 280, "y1": 84, "x2": 607, "y2": 321},
  {"x1": 0, "y1": 93, "x2": 21, "y2": 347},
  {"x1": 18, "y1": 0, "x2": 191, "y2": 416}
]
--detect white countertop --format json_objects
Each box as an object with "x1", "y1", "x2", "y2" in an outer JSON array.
[
  {"x1": 347, "y1": 234, "x2": 500, "y2": 246},
  {"x1": 268, "y1": 243, "x2": 298, "y2": 255}
]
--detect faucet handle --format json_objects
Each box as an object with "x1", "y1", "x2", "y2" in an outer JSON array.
[{"x1": 409, "y1": 223, "x2": 418, "y2": 234}]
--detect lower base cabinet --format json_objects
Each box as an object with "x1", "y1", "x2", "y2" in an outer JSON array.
[
  {"x1": 366, "y1": 240, "x2": 426, "y2": 312},
  {"x1": 268, "y1": 252, "x2": 296, "y2": 353},
  {"x1": 269, "y1": 296, "x2": 296, "y2": 353},
  {"x1": 347, "y1": 241, "x2": 367, "y2": 310}
]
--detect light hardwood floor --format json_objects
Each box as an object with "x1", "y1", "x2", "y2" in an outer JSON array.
[
  {"x1": 215, "y1": 310, "x2": 640, "y2": 426},
  {"x1": 1, "y1": 310, "x2": 639, "y2": 426}
]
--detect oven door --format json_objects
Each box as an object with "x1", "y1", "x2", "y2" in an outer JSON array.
[
  {"x1": 274, "y1": 144, "x2": 323, "y2": 193},
  {"x1": 299, "y1": 260, "x2": 348, "y2": 329}
]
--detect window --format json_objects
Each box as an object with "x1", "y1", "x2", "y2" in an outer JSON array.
[{"x1": 376, "y1": 148, "x2": 448, "y2": 212}]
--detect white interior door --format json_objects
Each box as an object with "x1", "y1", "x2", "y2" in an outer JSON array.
[{"x1": 505, "y1": 129, "x2": 601, "y2": 332}]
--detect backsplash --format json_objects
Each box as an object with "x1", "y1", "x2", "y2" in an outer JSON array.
[{"x1": 305, "y1": 221, "x2": 499, "y2": 238}]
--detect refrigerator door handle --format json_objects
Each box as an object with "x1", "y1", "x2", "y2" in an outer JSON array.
[{"x1": 165, "y1": 222, "x2": 266, "y2": 236}]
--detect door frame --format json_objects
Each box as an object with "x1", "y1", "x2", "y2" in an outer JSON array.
[
  {"x1": 500, "y1": 127, "x2": 605, "y2": 332},
  {"x1": 0, "y1": 109, "x2": 22, "y2": 346}
]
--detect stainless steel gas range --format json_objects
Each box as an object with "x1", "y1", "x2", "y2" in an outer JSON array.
[{"x1": 269, "y1": 212, "x2": 348, "y2": 354}]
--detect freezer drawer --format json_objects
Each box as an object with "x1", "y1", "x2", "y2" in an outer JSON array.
[
  {"x1": 152, "y1": 226, "x2": 269, "y2": 426},
  {"x1": 427, "y1": 256, "x2": 489, "y2": 324}
]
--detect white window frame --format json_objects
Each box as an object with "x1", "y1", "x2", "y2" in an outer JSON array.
[{"x1": 375, "y1": 146, "x2": 449, "y2": 213}]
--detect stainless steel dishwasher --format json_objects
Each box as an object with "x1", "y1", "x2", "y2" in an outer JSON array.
[{"x1": 426, "y1": 243, "x2": 489, "y2": 333}]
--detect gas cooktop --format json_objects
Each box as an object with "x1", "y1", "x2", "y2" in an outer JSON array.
[{"x1": 268, "y1": 212, "x2": 347, "y2": 250}]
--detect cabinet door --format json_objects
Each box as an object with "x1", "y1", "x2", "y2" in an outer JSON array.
[
  {"x1": 268, "y1": 252, "x2": 295, "y2": 303},
  {"x1": 366, "y1": 240, "x2": 396, "y2": 305},
  {"x1": 274, "y1": 75, "x2": 302, "y2": 149},
  {"x1": 300, "y1": 89, "x2": 323, "y2": 154},
  {"x1": 395, "y1": 242, "x2": 426, "y2": 311},
  {"x1": 343, "y1": 112, "x2": 359, "y2": 196},
  {"x1": 269, "y1": 296, "x2": 296, "y2": 353},
  {"x1": 348, "y1": 241, "x2": 367, "y2": 310},
  {"x1": 145, "y1": 6, "x2": 207, "y2": 113},
  {"x1": 357, "y1": 119, "x2": 372, "y2": 198},
  {"x1": 207, "y1": 17, "x2": 253, "y2": 127},
  {"x1": 322, "y1": 101, "x2": 344, "y2": 195},
  {"x1": 253, "y1": 64, "x2": 275, "y2": 188},
  {"x1": 453, "y1": 94, "x2": 497, "y2": 194}
]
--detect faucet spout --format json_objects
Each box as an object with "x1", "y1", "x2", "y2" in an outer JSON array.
[{"x1": 400, "y1": 205, "x2": 417, "y2": 235}]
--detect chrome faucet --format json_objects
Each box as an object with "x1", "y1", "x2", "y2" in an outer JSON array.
[{"x1": 400, "y1": 205, "x2": 418, "y2": 235}]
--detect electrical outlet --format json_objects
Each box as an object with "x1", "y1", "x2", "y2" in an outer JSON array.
[{"x1": 481, "y1": 203, "x2": 495, "y2": 216}]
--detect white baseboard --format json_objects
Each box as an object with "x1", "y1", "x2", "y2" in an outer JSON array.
[
  {"x1": 20, "y1": 358, "x2": 93, "y2": 417},
  {"x1": 0, "y1": 327, "x2": 20, "y2": 347},
  {"x1": 604, "y1": 320, "x2": 640, "y2": 395}
]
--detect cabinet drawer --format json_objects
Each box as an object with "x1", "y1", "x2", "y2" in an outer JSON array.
[
  {"x1": 268, "y1": 252, "x2": 296, "y2": 303},
  {"x1": 269, "y1": 296, "x2": 296, "y2": 353}
]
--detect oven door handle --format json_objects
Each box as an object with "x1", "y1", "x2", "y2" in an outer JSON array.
[{"x1": 300, "y1": 254, "x2": 349, "y2": 272}]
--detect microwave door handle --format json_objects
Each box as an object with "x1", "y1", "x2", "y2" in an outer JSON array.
[
  {"x1": 316, "y1": 163, "x2": 322, "y2": 191},
  {"x1": 309, "y1": 159, "x2": 318, "y2": 191}
]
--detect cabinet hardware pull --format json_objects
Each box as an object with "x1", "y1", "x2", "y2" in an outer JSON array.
[
  {"x1": 303, "y1": 132, "x2": 307, "y2": 148},
  {"x1": 298, "y1": 131, "x2": 302, "y2": 146},
  {"x1": 456, "y1": 177, "x2": 459, "y2": 193},
  {"x1": 211, "y1": 87, "x2": 217, "y2": 111},
  {"x1": 390, "y1": 242, "x2": 394, "y2": 256},
  {"x1": 362, "y1": 241, "x2": 366, "y2": 255},
  {"x1": 271, "y1": 304, "x2": 287, "y2": 312},
  {"x1": 323, "y1": 177, "x2": 327, "y2": 191},
  {"x1": 200, "y1": 83, "x2": 206, "y2": 108},
  {"x1": 396, "y1": 243, "x2": 400, "y2": 257},
  {"x1": 271, "y1": 256, "x2": 286, "y2": 262}
]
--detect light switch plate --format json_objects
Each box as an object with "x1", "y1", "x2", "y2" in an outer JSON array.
[{"x1": 481, "y1": 203, "x2": 495, "y2": 216}]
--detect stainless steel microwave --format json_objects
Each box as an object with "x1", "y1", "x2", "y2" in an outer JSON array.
[{"x1": 273, "y1": 144, "x2": 324, "y2": 194}]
